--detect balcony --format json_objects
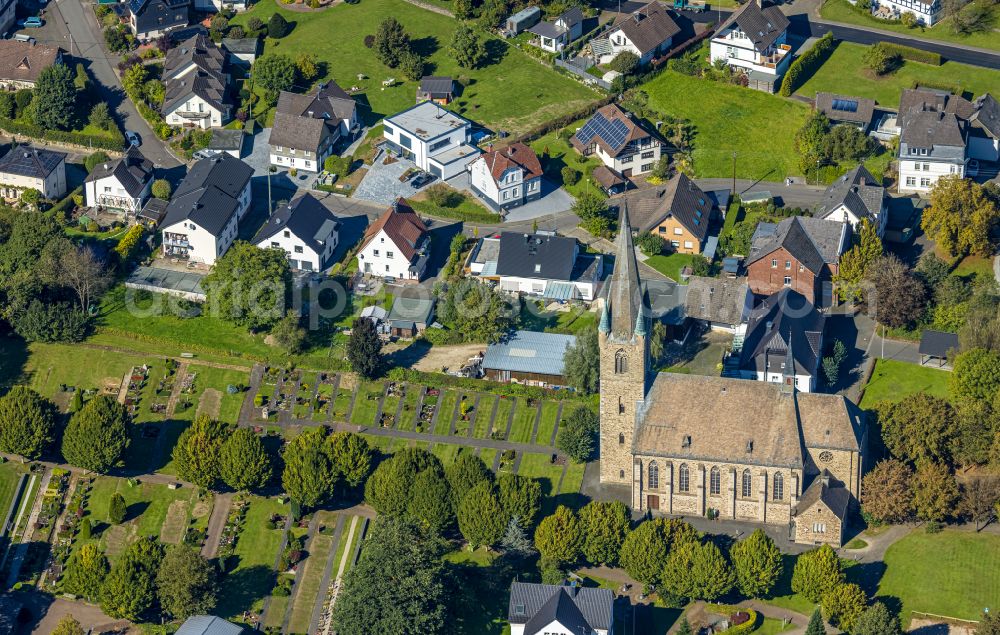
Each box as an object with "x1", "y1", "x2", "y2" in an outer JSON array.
[
  {"x1": 758, "y1": 46, "x2": 790, "y2": 69},
  {"x1": 164, "y1": 234, "x2": 190, "y2": 248}
]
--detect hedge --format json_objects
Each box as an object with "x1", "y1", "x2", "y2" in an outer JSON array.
[
  {"x1": 726, "y1": 609, "x2": 759, "y2": 635},
  {"x1": 50, "y1": 186, "x2": 83, "y2": 217},
  {"x1": 0, "y1": 117, "x2": 124, "y2": 151},
  {"x1": 911, "y1": 78, "x2": 963, "y2": 95},
  {"x1": 386, "y1": 366, "x2": 592, "y2": 402},
  {"x1": 779, "y1": 32, "x2": 835, "y2": 97},
  {"x1": 114, "y1": 224, "x2": 144, "y2": 260},
  {"x1": 880, "y1": 41, "x2": 941, "y2": 66}
]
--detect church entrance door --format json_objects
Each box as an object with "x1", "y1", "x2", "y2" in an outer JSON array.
[{"x1": 646, "y1": 495, "x2": 659, "y2": 511}]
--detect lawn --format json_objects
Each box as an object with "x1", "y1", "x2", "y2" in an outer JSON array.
[
  {"x1": 472, "y1": 395, "x2": 496, "y2": 438},
  {"x1": 508, "y1": 399, "x2": 539, "y2": 444},
  {"x1": 535, "y1": 401, "x2": 560, "y2": 446},
  {"x1": 559, "y1": 460, "x2": 586, "y2": 494},
  {"x1": 231, "y1": 0, "x2": 599, "y2": 134},
  {"x1": 952, "y1": 254, "x2": 995, "y2": 279},
  {"x1": 286, "y1": 515, "x2": 337, "y2": 634},
  {"x1": 528, "y1": 121, "x2": 608, "y2": 199},
  {"x1": 878, "y1": 528, "x2": 1000, "y2": 624},
  {"x1": 492, "y1": 397, "x2": 514, "y2": 439},
  {"x1": 820, "y1": 0, "x2": 1000, "y2": 53},
  {"x1": 796, "y1": 41, "x2": 1000, "y2": 107},
  {"x1": 349, "y1": 382, "x2": 383, "y2": 426},
  {"x1": 434, "y1": 390, "x2": 459, "y2": 435},
  {"x1": 646, "y1": 253, "x2": 703, "y2": 282},
  {"x1": 479, "y1": 448, "x2": 498, "y2": 470},
  {"x1": 520, "y1": 301, "x2": 599, "y2": 335},
  {"x1": 517, "y1": 452, "x2": 564, "y2": 498},
  {"x1": 189, "y1": 365, "x2": 251, "y2": 423},
  {"x1": 0, "y1": 462, "x2": 27, "y2": 532},
  {"x1": 431, "y1": 442, "x2": 464, "y2": 466},
  {"x1": 397, "y1": 387, "x2": 421, "y2": 431},
  {"x1": 21, "y1": 342, "x2": 148, "y2": 403},
  {"x1": 217, "y1": 496, "x2": 289, "y2": 621},
  {"x1": 641, "y1": 70, "x2": 810, "y2": 180},
  {"x1": 859, "y1": 358, "x2": 952, "y2": 408}
]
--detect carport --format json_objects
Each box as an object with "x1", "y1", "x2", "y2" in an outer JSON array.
[{"x1": 918, "y1": 330, "x2": 959, "y2": 367}]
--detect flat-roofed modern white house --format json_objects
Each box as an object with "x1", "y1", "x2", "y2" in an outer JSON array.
[{"x1": 382, "y1": 102, "x2": 481, "y2": 180}]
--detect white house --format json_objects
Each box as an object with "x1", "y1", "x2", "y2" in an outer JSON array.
[
  {"x1": 356, "y1": 198, "x2": 430, "y2": 281},
  {"x1": 968, "y1": 93, "x2": 1000, "y2": 163},
  {"x1": 160, "y1": 154, "x2": 253, "y2": 265},
  {"x1": 253, "y1": 193, "x2": 340, "y2": 272},
  {"x1": 469, "y1": 143, "x2": 543, "y2": 212},
  {"x1": 710, "y1": 0, "x2": 791, "y2": 93},
  {"x1": 269, "y1": 82, "x2": 358, "y2": 172},
  {"x1": 83, "y1": 146, "x2": 154, "y2": 215},
  {"x1": 601, "y1": 1, "x2": 680, "y2": 65},
  {"x1": 896, "y1": 89, "x2": 968, "y2": 195},
  {"x1": 162, "y1": 34, "x2": 230, "y2": 130},
  {"x1": 508, "y1": 582, "x2": 613, "y2": 635},
  {"x1": 0, "y1": 145, "x2": 67, "y2": 200},
  {"x1": 527, "y1": 7, "x2": 584, "y2": 53},
  {"x1": 491, "y1": 232, "x2": 603, "y2": 301},
  {"x1": 815, "y1": 165, "x2": 888, "y2": 236},
  {"x1": 571, "y1": 104, "x2": 662, "y2": 177},
  {"x1": 382, "y1": 102, "x2": 481, "y2": 180},
  {"x1": 128, "y1": 0, "x2": 190, "y2": 41},
  {"x1": 871, "y1": 0, "x2": 941, "y2": 25},
  {"x1": 739, "y1": 288, "x2": 825, "y2": 393}
]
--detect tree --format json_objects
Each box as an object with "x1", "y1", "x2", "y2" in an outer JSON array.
[
  {"x1": 959, "y1": 477, "x2": 1000, "y2": 530},
  {"x1": 911, "y1": 461, "x2": 959, "y2": 522},
  {"x1": 19, "y1": 188, "x2": 40, "y2": 208},
  {"x1": 678, "y1": 619, "x2": 694, "y2": 635},
  {"x1": 34, "y1": 63, "x2": 77, "y2": 130},
  {"x1": 878, "y1": 394, "x2": 956, "y2": 466},
  {"x1": 497, "y1": 473, "x2": 541, "y2": 529},
  {"x1": 203, "y1": 241, "x2": 291, "y2": 331},
  {"x1": 332, "y1": 518, "x2": 448, "y2": 634},
  {"x1": 457, "y1": 481, "x2": 505, "y2": 549},
  {"x1": 253, "y1": 54, "x2": 296, "y2": 103},
  {"x1": 650, "y1": 321, "x2": 668, "y2": 363},
  {"x1": 822, "y1": 582, "x2": 868, "y2": 634},
  {"x1": 661, "y1": 540, "x2": 735, "y2": 601},
  {"x1": 619, "y1": 518, "x2": 699, "y2": 587},
  {"x1": 500, "y1": 516, "x2": 536, "y2": 557},
  {"x1": 121, "y1": 63, "x2": 148, "y2": 98},
  {"x1": 62, "y1": 543, "x2": 109, "y2": 601},
  {"x1": 835, "y1": 218, "x2": 883, "y2": 301},
  {"x1": 271, "y1": 310, "x2": 307, "y2": 354},
  {"x1": 144, "y1": 78, "x2": 165, "y2": 105},
  {"x1": 951, "y1": 348, "x2": 1000, "y2": 402},
  {"x1": 373, "y1": 18, "x2": 411, "y2": 68},
  {"x1": 730, "y1": 528, "x2": 783, "y2": 598},
  {"x1": 437, "y1": 278, "x2": 516, "y2": 343},
  {"x1": 156, "y1": 545, "x2": 218, "y2": 619},
  {"x1": 0, "y1": 385, "x2": 57, "y2": 460},
  {"x1": 556, "y1": 406, "x2": 599, "y2": 463},
  {"x1": 450, "y1": 25, "x2": 486, "y2": 69},
  {"x1": 282, "y1": 427, "x2": 337, "y2": 508},
  {"x1": 563, "y1": 326, "x2": 600, "y2": 393},
  {"x1": 976, "y1": 610, "x2": 1000, "y2": 635},
  {"x1": 219, "y1": 428, "x2": 273, "y2": 492},
  {"x1": 868, "y1": 255, "x2": 926, "y2": 329},
  {"x1": 608, "y1": 51, "x2": 640, "y2": 75},
  {"x1": 855, "y1": 602, "x2": 901, "y2": 635},
  {"x1": 173, "y1": 416, "x2": 228, "y2": 489},
  {"x1": 62, "y1": 395, "x2": 130, "y2": 473},
  {"x1": 822, "y1": 339, "x2": 848, "y2": 386},
  {"x1": 795, "y1": 111, "x2": 832, "y2": 171},
  {"x1": 579, "y1": 500, "x2": 630, "y2": 566},
  {"x1": 267, "y1": 12, "x2": 290, "y2": 38},
  {"x1": 100, "y1": 538, "x2": 163, "y2": 621},
  {"x1": 52, "y1": 617, "x2": 86, "y2": 635},
  {"x1": 806, "y1": 608, "x2": 827, "y2": 635},
  {"x1": 347, "y1": 317, "x2": 382, "y2": 378},
  {"x1": 791, "y1": 544, "x2": 844, "y2": 603},
  {"x1": 326, "y1": 431, "x2": 373, "y2": 490},
  {"x1": 861, "y1": 459, "x2": 913, "y2": 524},
  {"x1": 295, "y1": 52, "x2": 320, "y2": 82},
  {"x1": 534, "y1": 505, "x2": 582, "y2": 565},
  {"x1": 636, "y1": 231, "x2": 666, "y2": 257},
  {"x1": 365, "y1": 448, "x2": 441, "y2": 516},
  {"x1": 445, "y1": 453, "x2": 493, "y2": 509},
  {"x1": 151, "y1": 179, "x2": 172, "y2": 200},
  {"x1": 108, "y1": 492, "x2": 127, "y2": 524},
  {"x1": 44, "y1": 241, "x2": 112, "y2": 313},
  {"x1": 863, "y1": 42, "x2": 899, "y2": 75},
  {"x1": 923, "y1": 176, "x2": 1000, "y2": 258},
  {"x1": 407, "y1": 468, "x2": 455, "y2": 535},
  {"x1": 89, "y1": 102, "x2": 113, "y2": 131},
  {"x1": 84, "y1": 151, "x2": 111, "y2": 173},
  {"x1": 573, "y1": 192, "x2": 614, "y2": 236}
]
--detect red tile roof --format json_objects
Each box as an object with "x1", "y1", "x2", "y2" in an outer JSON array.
[
  {"x1": 483, "y1": 142, "x2": 543, "y2": 184},
  {"x1": 359, "y1": 198, "x2": 428, "y2": 262}
]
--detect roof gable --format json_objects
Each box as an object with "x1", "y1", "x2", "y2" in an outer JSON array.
[
  {"x1": 611, "y1": 1, "x2": 681, "y2": 55},
  {"x1": 613, "y1": 172, "x2": 712, "y2": 238},
  {"x1": 571, "y1": 104, "x2": 653, "y2": 156},
  {"x1": 494, "y1": 232, "x2": 577, "y2": 281},
  {"x1": 358, "y1": 199, "x2": 428, "y2": 261},
  {"x1": 717, "y1": 0, "x2": 789, "y2": 52},
  {"x1": 253, "y1": 193, "x2": 340, "y2": 247}
]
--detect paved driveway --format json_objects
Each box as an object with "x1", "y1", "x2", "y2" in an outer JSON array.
[
  {"x1": 353, "y1": 155, "x2": 424, "y2": 205},
  {"x1": 244, "y1": 127, "x2": 273, "y2": 177},
  {"x1": 447, "y1": 174, "x2": 575, "y2": 222}
]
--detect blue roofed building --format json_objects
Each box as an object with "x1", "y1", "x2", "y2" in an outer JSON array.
[
  {"x1": 175, "y1": 615, "x2": 245, "y2": 635},
  {"x1": 483, "y1": 330, "x2": 577, "y2": 388}
]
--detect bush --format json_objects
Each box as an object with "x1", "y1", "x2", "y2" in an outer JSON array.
[
  {"x1": 268, "y1": 13, "x2": 291, "y2": 38},
  {"x1": 561, "y1": 166, "x2": 580, "y2": 186},
  {"x1": 608, "y1": 51, "x2": 640, "y2": 75},
  {"x1": 84, "y1": 151, "x2": 111, "y2": 173},
  {"x1": 780, "y1": 32, "x2": 835, "y2": 97},
  {"x1": 151, "y1": 179, "x2": 171, "y2": 200},
  {"x1": 114, "y1": 225, "x2": 144, "y2": 261},
  {"x1": 879, "y1": 41, "x2": 942, "y2": 65},
  {"x1": 863, "y1": 43, "x2": 900, "y2": 76},
  {"x1": 635, "y1": 231, "x2": 665, "y2": 256}
]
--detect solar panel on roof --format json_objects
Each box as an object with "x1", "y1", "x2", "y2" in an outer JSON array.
[
  {"x1": 832, "y1": 98, "x2": 859, "y2": 113},
  {"x1": 579, "y1": 113, "x2": 630, "y2": 150}
]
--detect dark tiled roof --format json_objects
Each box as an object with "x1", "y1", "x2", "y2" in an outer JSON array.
[
  {"x1": 508, "y1": 582, "x2": 613, "y2": 633},
  {"x1": 269, "y1": 112, "x2": 336, "y2": 153},
  {"x1": 683, "y1": 275, "x2": 750, "y2": 325},
  {"x1": 612, "y1": 172, "x2": 712, "y2": 240},
  {"x1": 739, "y1": 288, "x2": 825, "y2": 377},
  {"x1": 495, "y1": 232, "x2": 577, "y2": 280},
  {"x1": 603, "y1": 203, "x2": 644, "y2": 341},
  {"x1": 898, "y1": 88, "x2": 975, "y2": 128},
  {"x1": 130, "y1": 0, "x2": 190, "y2": 35},
  {"x1": 0, "y1": 144, "x2": 65, "y2": 179},
  {"x1": 592, "y1": 165, "x2": 626, "y2": 189},
  {"x1": 418, "y1": 76, "x2": 454, "y2": 95},
  {"x1": 918, "y1": 329, "x2": 959, "y2": 358},
  {"x1": 164, "y1": 34, "x2": 225, "y2": 83},
  {"x1": 611, "y1": 1, "x2": 680, "y2": 56},
  {"x1": 814, "y1": 92, "x2": 876, "y2": 126},
  {"x1": 717, "y1": 0, "x2": 789, "y2": 53},
  {"x1": 209, "y1": 128, "x2": 244, "y2": 152},
  {"x1": 253, "y1": 193, "x2": 339, "y2": 247},
  {"x1": 276, "y1": 82, "x2": 356, "y2": 121},
  {"x1": 0, "y1": 41, "x2": 61, "y2": 84},
  {"x1": 84, "y1": 146, "x2": 154, "y2": 197},
  {"x1": 747, "y1": 216, "x2": 847, "y2": 274},
  {"x1": 163, "y1": 71, "x2": 228, "y2": 114},
  {"x1": 900, "y1": 110, "x2": 965, "y2": 148},
  {"x1": 816, "y1": 165, "x2": 884, "y2": 224},
  {"x1": 795, "y1": 470, "x2": 851, "y2": 519},
  {"x1": 162, "y1": 154, "x2": 253, "y2": 235},
  {"x1": 971, "y1": 93, "x2": 1000, "y2": 139},
  {"x1": 139, "y1": 197, "x2": 169, "y2": 223}
]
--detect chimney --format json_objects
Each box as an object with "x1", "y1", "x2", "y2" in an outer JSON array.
[
  {"x1": 104, "y1": 163, "x2": 110, "y2": 170},
  {"x1": 765, "y1": 320, "x2": 773, "y2": 331}
]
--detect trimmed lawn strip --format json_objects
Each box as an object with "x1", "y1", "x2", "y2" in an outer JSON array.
[
  {"x1": 519, "y1": 302, "x2": 600, "y2": 335},
  {"x1": 472, "y1": 395, "x2": 496, "y2": 438},
  {"x1": 493, "y1": 398, "x2": 514, "y2": 440},
  {"x1": 397, "y1": 387, "x2": 422, "y2": 431},
  {"x1": 508, "y1": 400, "x2": 539, "y2": 444},
  {"x1": 646, "y1": 253, "x2": 703, "y2": 283},
  {"x1": 859, "y1": 358, "x2": 951, "y2": 408},
  {"x1": 24, "y1": 342, "x2": 147, "y2": 402},
  {"x1": 434, "y1": 391, "x2": 459, "y2": 436},
  {"x1": 559, "y1": 461, "x2": 586, "y2": 494},
  {"x1": 287, "y1": 530, "x2": 336, "y2": 634},
  {"x1": 332, "y1": 388, "x2": 353, "y2": 421},
  {"x1": 0, "y1": 462, "x2": 26, "y2": 527},
  {"x1": 535, "y1": 401, "x2": 560, "y2": 446},
  {"x1": 516, "y1": 453, "x2": 564, "y2": 499},
  {"x1": 479, "y1": 448, "x2": 499, "y2": 470},
  {"x1": 431, "y1": 442, "x2": 462, "y2": 466},
  {"x1": 189, "y1": 365, "x2": 251, "y2": 423},
  {"x1": 360, "y1": 433, "x2": 391, "y2": 451},
  {"x1": 217, "y1": 496, "x2": 289, "y2": 621},
  {"x1": 349, "y1": 382, "x2": 383, "y2": 426}
]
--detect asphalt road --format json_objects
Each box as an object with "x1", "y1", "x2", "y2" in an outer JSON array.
[{"x1": 31, "y1": 0, "x2": 182, "y2": 167}]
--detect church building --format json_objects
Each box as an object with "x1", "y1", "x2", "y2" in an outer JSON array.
[{"x1": 598, "y1": 204, "x2": 868, "y2": 546}]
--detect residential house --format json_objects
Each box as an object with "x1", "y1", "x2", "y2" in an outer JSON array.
[
  {"x1": 84, "y1": 146, "x2": 154, "y2": 214},
  {"x1": 602, "y1": 1, "x2": 680, "y2": 65},
  {"x1": 507, "y1": 581, "x2": 613, "y2": 635},
  {"x1": 815, "y1": 165, "x2": 888, "y2": 235},
  {"x1": 683, "y1": 275, "x2": 752, "y2": 333},
  {"x1": 253, "y1": 193, "x2": 340, "y2": 272},
  {"x1": 505, "y1": 6, "x2": 541, "y2": 35},
  {"x1": 194, "y1": 0, "x2": 250, "y2": 12},
  {"x1": 897, "y1": 97, "x2": 966, "y2": 194},
  {"x1": 160, "y1": 154, "x2": 253, "y2": 264},
  {"x1": 382, "y1": 102, "x2": 481, "y2": 179},
  {"x1": 746, "y1": 215, "x2": 849, "y2": 306},
  {"x1": 814, "y1": 92, "x2": 876, "y2": 131},
  {"x1": 221, "y1": 37, "x2": 261, "y2": 67},
  {"x1": 0, "y1": 41, "x2": 63, "y2": 90},
  {"x1": 386, "y1": 288, "x2": 436, "y2": 338},
  {"x1": 709, "y1": 0, "x2": 791, "y2": 93},
  {"x1": 492, "y1": 231, "x2": 603, "y2": 300},
  {"x1": 0, "y1": 145, "x2": 67, "y2": 200},
  {"x1": 415, "y1": 76, "x2": 455, "y2": 105},
  {"x1": 466, "y1": 233, "x2": 501, "y2": 277},
  {"x1": 528, "y1": 7, "x2": 584, "y2": 53},
  {"x1": 128, "y1": 0, "x2": 190, "y2": 40},
  {"x1": 175, "y1": 615, "x2": 245, "y2": 635},
  {"x1": 739, "y1": 288, "x2": 826, "y2": 393},
  {"x1": 356, "y1": 198, "x2": 430, "y2": 281},
  {"x1": 270, "y1": 81, "x2": 359, "y2": 172},
  {"x1": 0, "y1": 0, "x2": 15, "y2": 40},
  {"x1": 571, "y1": 104, "x2": 662, "y2": 177},
  {"x1": 468, "y1": 143, "x2": 543, "y2": 211},
  {"x1": 968, "y1": 93, "x2": 1000, "y2": 162},
  {"x1": 873, "y1": 0, "x2": 941, "y2": 26},
  {"x1": 483, "y1": 331, "x2": 577, "y2": 387},
  {"x1": 162, "y1": 34, "x2": 230, "y2": 129},
  {"x1": 612, "y1": 173, "x2": 714, "y2": 254}
]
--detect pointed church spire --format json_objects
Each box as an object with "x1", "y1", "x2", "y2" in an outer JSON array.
[{"x1": 606, "y1": 201, "x2": 644, "y2": 341}]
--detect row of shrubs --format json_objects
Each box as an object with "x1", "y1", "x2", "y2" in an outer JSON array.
[
  {"x1": 910, "y1": 78, "x2": 963, "y2": 95},
  {"x1": 0, "y1": 117, "x2": 124, "y2": 151},
  {"x1": 779, "y1": 32, "x2": 835, "y2": 97},
  {"x1": 879, "y1": 41, "x2": 942, "y2": 65},
  {"x1": 385, "y1": 366, "x2": 590, "y2": 402}
]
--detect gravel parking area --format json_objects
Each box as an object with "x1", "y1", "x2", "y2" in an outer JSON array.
[{"x1": 353, "y1": 156, "x2": 426, "y2": 205}]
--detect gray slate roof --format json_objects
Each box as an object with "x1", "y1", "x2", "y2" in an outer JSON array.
[
  {"x1": 814, "y1": 92, "x2": 876, "y2": 126},
  {"x1": 900, "y1": 110, "x2": 965, "y2": 149},
  {"x1": 919, "y1": 329, "x2": 959, "y2": 358},
  {"x1": 0, "y1": 144, "x2": 65, "y2": 179},
  {"x1": 164, "y1": 34, "x2": 226, "y2": 83},
  {"x1": 740, "y1": 288, "x2": 825, "y2": 377},
  {"x1": 253, "y1": 192, "x2": 339, "y2": 247},
  {"x1": 602, "y1": 203, "x2": 644, "y2": 342},
  {"x1": 684, "y1": 275, "x2": 750, "y2": 325},
  {"x1": 746, "y1": 216, "x2": 847, "y2": 274},
  {"x1": 387, "y1": 288, "x2": 435, "y2": 326},
  {"x1": 718, "y1": 0, "x2": 789, "y2": 53},
  {"x1": 162, "y1": 154, "x2": 253, "y2": 235},
  {"x1": 495, "y1": 232, "x2": 577, "y2": 281},
  {"x1": 795, "y1": 470, "x2": 851, "y2": 519},
  {"x1": 816, "y1": 165, "x2": 884, "y2": 225},
  {"x1": 209, "y1": 128, "x2": 244, "y2": 152},
  {"x1": 418, "y1": 76, "x2": 454, "y2": 96},
  {"x1": 971, "y1": 93, "x2": 1000, "y2": 139},
  {"x1": 613, "y1": 172, "x2": 712, "y2": 240},
  {"x1": 270, "y1": 82, "x2": 355, "y2": 152},
  {"x1": 175, "y1": 615, "x2": 245, "y2": 635},
  {"x1": 84, "y1": 146, "x2": 153, "y2": 197},
  {"x1": 483, "y1": 330, "x2": 577, "y2": 377},
  {"x1": 508, "y1": 582, "x2": 613, "y2": 634},
  {"x1": 611, "y1": 1, "x2": 680, "y2": 56},
  {"x1": 163, "y1": 71, "x2": 228, "y2": 114}
]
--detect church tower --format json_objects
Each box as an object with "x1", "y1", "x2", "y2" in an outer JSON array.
[{"x1": 598, "y1": 202, "x2": 649, "y2": 485}]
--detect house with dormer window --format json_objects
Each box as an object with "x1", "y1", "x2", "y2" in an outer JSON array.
[
  {"x1": 469, "y1": 143, "x2": 544, "y2": 211},
  {"x1": 611, "y1": 173, "x2": 715, "y2": 254},
  {"x1": 739, "y1": 288, "x2": 825, "y2": 393},
  {"x1": 601, "y1": 1, "x2": 680, "y2": 65},
  {"x1": 356, "y1": 198, "x2": 430, "y2": 281},
  {"x1": 253, "y1": 194, "x2": 340, "y2": 272},
  {"x1": 507, "y1": 582, "x2": 613, "y2": 635},
  {"x1": 709, "y1": 0, "x2": 791, "y2": 93},
  {"x1": 269, "y1": 81, "x2": 359, "y2": 172},
  {"x1": 571, "y1": 104, "x2": 662, "y2": 178},
  {"x1": 162, "y1": 34, "x2": 231, "y2": 129},
  {"x1": 527, "y1": 7, "x2": 584, "y2": 53},
  {"x1": 0, "y1": 41, "x2": 63, "y2": 90}
]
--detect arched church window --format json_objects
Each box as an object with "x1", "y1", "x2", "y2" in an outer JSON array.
[
  {"x1": 741, "y1": 469, "x2": 752, "y2": 498},
  {"x1": 618, "y1": 397, "x2": 625, "y2": 415},
  {"x1": 615, "y1": 350, "x2": 628, "y2": 374},
  {"x1": 678, "y1": 464, "x2": 689, "y2": 492},
  {"x1": 648, "y1": 462, "x2": 659, "y2": 489},
  {"x1": 618, "y1": 432, "x2": 625, "y2": 445},
  {"x1": 619, "y1": 469, "x2": 625, "y2": 479},
  {"x1": 773, "y1": 473, "x2": 784, "y2": 500},
  {"x1": 710, "y1": 467, "x2": 721, "y2": 495}
]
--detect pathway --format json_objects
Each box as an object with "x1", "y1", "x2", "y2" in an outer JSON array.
[
  {"x1": 323, "y1": 515, "x2": 361, "y2": 635},
  {"x1": 279, "y1": 514, "x2": 320, "y2": 634},
  {"x1": 73, "y1": 342, "x2": 252, "y2": 372},
  {"x1": 4, "y1": 468, "x2": 52, "y2": 587},
  {"x1": 259, "y1": 513, "x2": 294, "y2": 627},
  {"x1": 843, "y1": 523, "x2": 912, "y2": 563},
  {"x1": 0, "y1": 472, "x2": 37, "y2": 574},
  {"x1": 201, "y1": 492, "x2": 234, "y2": 559},
  {"x1": 400, "y1": 0, "x2": 454, "y2": 16},
  {"x1": 164, "y1": 362, "x2": 190, "y2": 417},
  {"x1": 308, "y1": 515, "x2": 346, "y2": 635}
]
